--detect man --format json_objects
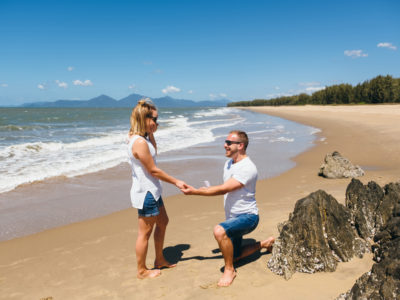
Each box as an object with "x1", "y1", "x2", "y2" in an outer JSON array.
[{"x1": 181, "y1": 130, "x2": 275, "y2": 287}]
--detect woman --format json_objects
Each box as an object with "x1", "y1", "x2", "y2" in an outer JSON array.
[{"x1": 128, "y1": 98, "x2": 187, "y2": 279}]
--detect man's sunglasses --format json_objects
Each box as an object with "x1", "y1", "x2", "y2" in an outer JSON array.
[{"x1": 225, "y1": 140, "x2": 242, "y2": 146}]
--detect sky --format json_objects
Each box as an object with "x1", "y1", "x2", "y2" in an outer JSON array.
[{"x1": 0, "y1": 0, "x2": 399, "y2": 106}]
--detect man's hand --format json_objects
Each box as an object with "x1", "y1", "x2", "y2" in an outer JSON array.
[{"x1": 180, "y1": 184, "x2": 197, "y2": 195}]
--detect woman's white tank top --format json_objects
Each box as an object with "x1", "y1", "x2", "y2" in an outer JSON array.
[{"x1": 127, "y1": 135, "x2": 162, "y2": 209}]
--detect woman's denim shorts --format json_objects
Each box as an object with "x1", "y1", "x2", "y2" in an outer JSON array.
[
  {"x1": 219, "y1": 213, "x2": 259, "y2": 258},
  {"x1": 138, "y1": 192, "x2": 164, "y2": 217}
]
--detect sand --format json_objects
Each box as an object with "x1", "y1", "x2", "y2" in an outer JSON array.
[{"x1": 1, "y1": 104, "x2": 399, "y2": 299}]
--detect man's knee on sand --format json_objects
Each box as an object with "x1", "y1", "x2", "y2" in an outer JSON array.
[{"x1": 213, "y1": 224, "x2": 227, "y2": 241}]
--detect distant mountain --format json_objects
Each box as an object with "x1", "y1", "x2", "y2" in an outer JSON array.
[{"x1": 22, "y1": 93, "x2": 231, "y2": 108}]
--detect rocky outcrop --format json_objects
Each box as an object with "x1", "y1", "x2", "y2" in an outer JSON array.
[
  {"x1": 319, "y1": 151, "x2": 364, "y2": 179},
  {"x1": 267, "y1": 190, "x2": 368, "y2": 280},
  {"x1": 338, "y1": 181, "x2": 400, "y2": 300},
  {"x1": 346, "y1": 179, "x2": 399, "y2": 241},
  {"x1": 338, "y1": 217, "x2": 400, "y2": 300}
]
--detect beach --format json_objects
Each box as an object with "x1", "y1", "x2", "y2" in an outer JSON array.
[{"x1": 1, "y1": 104, "x2": 399, "y2": 299}]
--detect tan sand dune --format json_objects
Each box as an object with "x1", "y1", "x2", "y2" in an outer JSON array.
[{"x1": 1, "y1": 104, "x2": 399, "y2": 299}]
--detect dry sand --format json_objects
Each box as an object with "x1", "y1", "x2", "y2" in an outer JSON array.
[{"x1": 1, "y1": 104, "x2": 399, "y2": 299}]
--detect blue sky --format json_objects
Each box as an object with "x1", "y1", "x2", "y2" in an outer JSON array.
[{"x1": 0, "y1": 0, "x2": 399, "y2": 106}]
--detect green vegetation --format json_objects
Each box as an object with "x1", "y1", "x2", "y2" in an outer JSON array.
[{"x1": 228, "y1": 75, "x2": 400, "y2": 107}]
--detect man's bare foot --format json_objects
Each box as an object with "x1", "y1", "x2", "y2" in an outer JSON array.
[
  {"x1": 217, "y1": 268, "x2": 236, "y2": 287},
  {"x1": 137, "y1": 268, "x2": 161, "y2": 279},
  {"x1": 261, "y1": 236, "x2": 275, "y2": 252},
  {"x1": 154, "y1": 258, "x2": 177, "y2": 269}
]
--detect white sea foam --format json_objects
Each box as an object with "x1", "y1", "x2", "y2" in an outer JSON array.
[{"x1": 0, "y1": 107, "x2": 244, "y2": 193}]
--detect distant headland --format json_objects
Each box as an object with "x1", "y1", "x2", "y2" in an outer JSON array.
[{"x1": 19, "y1": 94, "x2": 231, "y2": 108}]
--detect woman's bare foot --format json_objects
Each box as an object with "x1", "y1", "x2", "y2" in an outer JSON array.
[
  {"x1": 154, "y1": 258, "x2": 177, "y2": 269},
  {"x1": 137, "y1": 268, "x2": 161, "y2": 279},
  {"x1": 217, "y1": 268, "x2": 236, "y2": 287},
  {"x1": 261, "y1": 236, "x2": 275, "y2": 252}
]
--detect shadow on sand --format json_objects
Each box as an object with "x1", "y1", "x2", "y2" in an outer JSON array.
[{"x1": 163, "y1": 238, "x2": 271, "y2": 272}]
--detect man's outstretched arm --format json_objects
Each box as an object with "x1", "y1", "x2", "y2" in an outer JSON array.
[{"x1": 181, "y1": 178, "x2": 243, "y2": 196}]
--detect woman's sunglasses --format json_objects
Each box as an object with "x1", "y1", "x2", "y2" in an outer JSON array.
[{"x1": 148, "y1": 116, "x2": 158, "y2": 124}]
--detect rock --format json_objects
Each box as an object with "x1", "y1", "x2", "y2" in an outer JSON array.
[
  {"x1": 346, "y1": 179, "x2": 400, "y2": 241},
  {"x1": 338, "y1": 182, "x2": 400, "y2": 300},
  {"x1": 267, "y1": 190, "x2": 368, "y2": 280},
  {"x1": 338, "y1": 217, "x2": 400, "y2": 300},
  {"x1": 319, "y1": 151, "x2": 364, "y2": 179}
]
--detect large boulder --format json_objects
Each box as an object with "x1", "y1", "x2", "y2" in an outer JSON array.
[
  {"x1": 346, "y1": 179, "x2": 400, "y2": 241},
  {"x1": 338, "y1": 217, "x2": 400, "y2": 300},
  {"x1": 338, "y1": 181, "x2": 400, "y2": 300},
  {"x1": 319, "y1": 151, "x2": 364, "y2": 179},
  {"x1": 267, "y1": 190, "x2": 368, "y2": 280}
]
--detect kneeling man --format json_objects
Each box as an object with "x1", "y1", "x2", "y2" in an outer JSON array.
[{"x1": 182, "y1": 130, "x2": 274, "y2": 287}]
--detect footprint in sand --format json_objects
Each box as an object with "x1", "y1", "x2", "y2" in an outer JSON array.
[{"x1": 199, "y1": 281, "x2": 218, "y2": 289}]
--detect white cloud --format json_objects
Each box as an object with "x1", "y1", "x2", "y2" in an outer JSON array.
[
  {"x1": 344, "y1": 50, "x2": 368, "y2": 58},
  {"x1": 187, "y1": 90, "x2": 193, "y2": 94},
  {"x1": 162, "y1": 85, "x2": 181, "y2": 94},
  {"x1": 73, "y1": 79, "x2": 93, "y2": 86},
  {"x1": 67, "y1": 66, "x2": 74, "y2": 71},
  {"x1": 274, "y1": 86, "x2": 280, "y2": 90},
  {"x1": 306, "y1": 86, "x2": 325, "y2": 92},
  {"x1": 128, "y1": 84, "x2": 136, "y2": 89},
  {"x1": 55, "y1": 80, "x2": 68, "y2": 88},
  {"x1": 209, "y1": 93, "x2": 228, "y2": 100},
  {"x1": 38, "y1": 84, "x2": 46, "y2": 90},
  {"x1": 1, "y1": 83, "x2": 8, "y2": 87},
  {"x1": 377, "y1": 42, "x2": 397, "y2": 50}
]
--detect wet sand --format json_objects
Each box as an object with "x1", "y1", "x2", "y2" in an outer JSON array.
[{"x1": 1, "y1": 104, "x2": 399, "y2": 299}]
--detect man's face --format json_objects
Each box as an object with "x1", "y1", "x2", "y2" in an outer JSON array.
[{"x1": 224, "y1": 133, "x2": 242, "y2": 158}]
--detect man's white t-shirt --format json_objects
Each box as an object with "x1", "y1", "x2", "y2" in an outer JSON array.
[{"x1": 223, "y1": 156, "x2": 259, "y2": 219}]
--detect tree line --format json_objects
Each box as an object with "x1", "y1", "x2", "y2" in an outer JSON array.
[{"x1": 228, "y1": 75, "x2": 400, "y2": 107}]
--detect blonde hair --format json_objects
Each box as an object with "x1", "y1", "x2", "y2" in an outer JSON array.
[{"x1": 129, "y1": 98, "x2": 157, "y2": 137}]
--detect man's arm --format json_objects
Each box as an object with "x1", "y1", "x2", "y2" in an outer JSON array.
[{"x1": 181, "y1": 177, "x2": 243, "y2": 196}]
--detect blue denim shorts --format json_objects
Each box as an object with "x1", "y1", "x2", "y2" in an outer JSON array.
[
  {"x1": 219, "y1": 214, "x2": 259, "y2": 258},
  {"x1": 138, "y1": 192, "x2": 164, "y2": 217}
]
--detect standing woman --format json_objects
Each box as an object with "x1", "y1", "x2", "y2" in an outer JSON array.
[{"x1": 128, "y1": 98, "x2": 187, "y2": 279}]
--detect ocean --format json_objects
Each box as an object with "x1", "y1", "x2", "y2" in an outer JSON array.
[{"x1": 0, "y1": 106, "x2": 320, "y2": 240}]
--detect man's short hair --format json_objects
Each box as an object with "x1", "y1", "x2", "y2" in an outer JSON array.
[{"x1": 230, "y1": 130, "x2": 249, "y2": 150}]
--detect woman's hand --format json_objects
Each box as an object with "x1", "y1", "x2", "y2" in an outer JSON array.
[{"x1": 175, "y1": 180, "x2": 188, "y2": 190}]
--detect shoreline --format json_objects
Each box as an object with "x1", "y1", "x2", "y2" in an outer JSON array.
[
  {"x1": 0, "y1": 108, "x2": 316, "y2": 241},
  {"x1": 1, "y1": 105, "x2": 399, "y2": 299}
]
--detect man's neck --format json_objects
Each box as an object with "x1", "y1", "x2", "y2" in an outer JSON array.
[{"x1": 232, "y1": 152, "x2": 247, "y2": 164}]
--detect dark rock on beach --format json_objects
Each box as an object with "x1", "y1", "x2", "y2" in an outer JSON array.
[
  {"x1": 267, "y1": 190, "x2": 368, "y2": 280},
  {"x1": 345, "y1": 179, "x2": 399, "y2": 241},
  {"x1": 319, "y1": 151, "x2": 364, "y2": 179},
  {"x1": 338, "y1": 181, "x2": 400, "y2": 300}
]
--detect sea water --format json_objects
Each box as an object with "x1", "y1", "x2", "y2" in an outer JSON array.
[
  {"x1": 0, "y1": 107, "x2": 318, "y2": 194},
  {"x1": 0, "y1": 106, "x2": 320, "y2": 240}
]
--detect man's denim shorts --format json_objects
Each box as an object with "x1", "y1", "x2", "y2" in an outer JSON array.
[
  {"x1": 138, "y1": 192, "x2": 164, "y2": 217},
  {"x1": 219, "y1": 213, "x2": 259, "y2": 258}
]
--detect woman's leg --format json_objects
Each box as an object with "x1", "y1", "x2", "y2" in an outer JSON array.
[
  {"x1": 136, "y1": 216, "x2": 160, "y2": 279},
  {"x1": 153, "y1": 205, "x2": 176, "y2": 268}
]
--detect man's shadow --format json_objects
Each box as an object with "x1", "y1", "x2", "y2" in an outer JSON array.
[{"x1": 163, "y1": 239, "x2": 271, "y2": 271}]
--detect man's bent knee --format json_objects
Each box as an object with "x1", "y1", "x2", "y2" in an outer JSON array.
[{"x1": 213, "y1": 225, "x2": 227, "y2": 241}]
